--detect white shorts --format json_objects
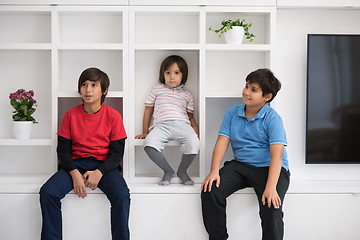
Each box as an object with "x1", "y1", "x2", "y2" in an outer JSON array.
[{"x1": 144, "y1": 120, "x2": 200, "y2": 155}]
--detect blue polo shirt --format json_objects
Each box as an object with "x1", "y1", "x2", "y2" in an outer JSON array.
[{"x1": 219, "y1": 103, "x2": 289, "y2": 170}]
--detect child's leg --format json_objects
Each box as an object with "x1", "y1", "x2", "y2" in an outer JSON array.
[
  {"x1": 177, "y1": 154, "x2": 196, "y2": 185},
  {"x1": 98, "y1": 167, "x2": 130, "y2": 240},
  {"x1": 250, "y1": 167, "x2": 290, "y2": 240},
  {"x1": 39, "y1": 169, "x2": 74, "y2": 240},
  {"x1": 201, "y1": 160, "x2": 250, "y2": 240},
  {"x1": 144, "y1": 123, "x2": 175, "y2": 185},
  {"x1": 173, "y1": 121, "x2": 200, "y2": 185},
  {"x1": 144, "y1": 146, "x2": 175, "y2": 185}
]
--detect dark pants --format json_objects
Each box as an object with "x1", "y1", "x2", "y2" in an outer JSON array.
[
  {"x1": 39, "y1": 157, "x2": 130, "y2": 240},
  {"x1": 201, "y1": 160, "x2": 290, "y2": 240}
]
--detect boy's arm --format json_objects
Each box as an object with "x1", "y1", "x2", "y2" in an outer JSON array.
[
  {"x1": 262, "y1": 144, "x2": 284, "y2": 209},
  {"x1": 97, "y1": 138, "x2": 125, "y2": 175},
  {"x1": 187, "y1": 112, "x2": 199, "y2": 138},
  {"x1": 84, "y1": 138, "x2": 126, "y2": 190},
  {"x1": 201, "y1": 135, "x2": 230, "y2": 192},
  {"x1": 57, "y1": 135, "x2": 87, "y2": 198},
  {"x1": 57, "y1": 135, "x2": 76, "y2": 172},
  {"x1": 135, "y1": 106, "x2": 154, "y2": 139}
]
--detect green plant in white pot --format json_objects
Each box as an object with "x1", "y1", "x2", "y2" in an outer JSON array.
[{"x1": 209, "y1": 19, "x2": 255, "y2": 44}]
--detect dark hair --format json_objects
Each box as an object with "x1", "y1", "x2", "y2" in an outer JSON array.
[
  {"x1": 78, "y1": 67, "x2": 110, "y2": 104},
  {"x1": 246, "y1": 68, "x2": 281, "y2": 103},
  {"x1": 159, "y1": 55, "x2": 188, "y2": 85}
]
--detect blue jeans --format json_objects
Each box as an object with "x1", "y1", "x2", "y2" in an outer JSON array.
[{"x1": 39, "y1": 157, "x2": 130, "y2": 240}]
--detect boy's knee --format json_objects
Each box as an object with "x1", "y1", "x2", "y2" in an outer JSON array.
[
  {"x1": 109, "y1": 188, "x2": 130, "y2": 206},
  {"x1": 182, "y1": 138, "x2": 200, "y2": 154},
  {"x1": 201, "y1": 184, "x2": 220, "y2": 201},
  {"x1": 192, "y1": 138, "x2": 200, "y2": 152},
  {"x1": 39, "y1": 183, "x2": 50, "y2": 196},
  {"x1": 143, "y1": 139, "x2": 163, "y2": 153},
  {"x1": 259, "y1": 205, "x2": 284, "y2": 222},
  {"x1": 39, "y1": 183, "x2": 57, "y2": 203}
]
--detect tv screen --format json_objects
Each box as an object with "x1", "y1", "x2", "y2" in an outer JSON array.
[{"x1": 306, "y1": 34, "x2": 360, "y2": 164}]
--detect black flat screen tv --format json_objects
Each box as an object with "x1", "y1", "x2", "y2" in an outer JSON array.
[{"x1": 306, "y1": 34, "x2": 360, "y2": 164}]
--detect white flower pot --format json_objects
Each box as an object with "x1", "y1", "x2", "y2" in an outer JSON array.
[
  {"x1": 224, "y1": 26, "x2": 245, "y2": 44},
  {"x1": 12, "y1": 121, "x2": 33, "y2": 139}
]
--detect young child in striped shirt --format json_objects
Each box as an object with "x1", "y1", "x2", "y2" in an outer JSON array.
[{"x1": 135, "y1": 55, "x2": 200, "y2": 186}]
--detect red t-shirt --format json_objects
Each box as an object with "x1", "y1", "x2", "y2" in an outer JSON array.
[{"x1": 58, "y1": 104, "x2": 127, "y2": 161}]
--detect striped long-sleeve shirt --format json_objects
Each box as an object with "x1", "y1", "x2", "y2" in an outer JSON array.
[{"x1": 145, "y1": 83, "x2": 195, "y2": 125}]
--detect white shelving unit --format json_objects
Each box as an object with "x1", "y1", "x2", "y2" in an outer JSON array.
[
  {"x1": 0, "y1": 7, "x2": 53, "y2": 184},
  {"x1": 2, "y1": 4, "x2": 360, "y2": 240},
  {"x1": 126, "y1": 6, "x2": 275, "y2": 184},
  {"x1": 0, "y1": 5, "x2": 276, "y2": 189},
  {"x1": 0, "y1": 5, "x2": 129, "y2": 187}
]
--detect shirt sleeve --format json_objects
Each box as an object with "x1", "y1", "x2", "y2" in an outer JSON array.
[
  {"x1": 110, "y1": 111, "x2": 127, "y2": 141},
  {"x1": 267, "y1": 114, "x2": 287, "y2": 146},
  {"x1": 186, "y1": 91, "x2": 195, "y2": 113},
  {"x1": 97, "y1": 138, "x2": 126, "y2": 175},
  {"x1": 145, "y1": 86, "x2": 157, "y2": 106},
  {"x1": 57, "y1": 111, "x2": 71, "y2": 140},
  {"x1": 218, "y1": 106, "x2": 235, "y2": 139},
  {"x1": 57, "y1": 135, "x2": 76, "y2": 172}
]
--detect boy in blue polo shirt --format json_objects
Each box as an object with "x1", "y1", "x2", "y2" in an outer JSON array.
[{"x1": 201, "y1": 68, "x2": 290, "y2": 240}]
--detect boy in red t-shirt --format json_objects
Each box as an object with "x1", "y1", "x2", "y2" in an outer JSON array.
[{"x1": 39, "y1": 67, "x2": 130, "y2": 240}]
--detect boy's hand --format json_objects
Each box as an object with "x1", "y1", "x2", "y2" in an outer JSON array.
[
  {"x1": 70, "y1": 169, "x2": 87, "y2": 199},
  {"x1": 201, "y1": 171, "x2": 220, "y2": 192},
  {"x1": 262, "y1": 186, "x2": 281, "y2": 209},
  {"x1": 84, "y1": 170, "x2": 103, "y2": 190},
  {"x1": 135, "y1": 133, "x2": 148, "y2": 139}
]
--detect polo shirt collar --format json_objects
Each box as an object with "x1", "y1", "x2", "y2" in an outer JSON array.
[
  {"x1": 238, "y1": 103, "x2": 269, "y2": 120},
  {"x1": 164, "y1": 83, "x2": 184, "y2": 91}
]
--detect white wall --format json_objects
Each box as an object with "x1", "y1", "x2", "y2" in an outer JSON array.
[{"x1": 274, "y1": 9, "x2": 360, "y2": 181}]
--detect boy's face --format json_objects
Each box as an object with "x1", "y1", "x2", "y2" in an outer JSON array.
[
  {"x1": 164, "y1": 63, "x2": 182, "y2": 88},
  {"x1": 80, "y1": 80, "x2": 105, "y2": 106},
  {"x1": 242, "y1": 82, "x2": 272, "y2": 109}
]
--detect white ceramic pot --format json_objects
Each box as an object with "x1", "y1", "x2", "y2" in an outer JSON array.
[
  {"x1": 224, "y1": 26, "x2": 245, "y2": 44},
  {"x1": 12, "y1": 121, "x2": 33, "y2": 139}
]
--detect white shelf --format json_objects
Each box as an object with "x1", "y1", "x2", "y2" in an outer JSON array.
[
  {"x1": 205, "y1": 44, "x2": 271, "y2": 51},
  {"x1": 134, "y1": 44, "x2": 201, "y2": 50},
  {"x1": 0, "y1": 138, "x2": 53, "y2": 146},
  {"x1": 129, "y1": 180, "x2": 360, "y2": 194},
  {"x1": 133, "y1": 44, "x2": 271, "y2": 51},
  {"x1": 1, "y1": 179, "x2": 360, "y2": 195},
  {"x1": 0, "y1": 1, "x2": 129, "y2": 5},
  {"x1": 129, "y1": 1, "x2": 276, "y2": 7},
  {"x1": 57, "y1": 43, "x2": 124, "y2": 50},
  {"x1": 287, "y1": 180, "x2": 360, "y2": 194},
  {"x1": 0, "y1": 43, "x2": 52, "y2": 50},
  {"x1": 0, "y1": 1, "x2": 277, "y2": 6}
]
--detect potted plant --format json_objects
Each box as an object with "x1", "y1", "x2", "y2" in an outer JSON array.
[
  {"x1": 9, "y1": 89, "x2": 38, "y2": 139},
  {"x1": 209, "y1": 19, "x2": 255, "y2": 44}
]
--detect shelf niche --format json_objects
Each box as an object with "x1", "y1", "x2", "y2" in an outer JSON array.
[
  {"x1": 58, "y1": 50, "x2": 124, "y2": 92},
  {"x1": 205, "y1": 97, "x2": 242, "y2": 173},
  {"x1": 59, "y1": 12, "x2": 123, "y2": 44},
  {"x1": 0, "y1": 12, "x2": 51, "y2": 43}
]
